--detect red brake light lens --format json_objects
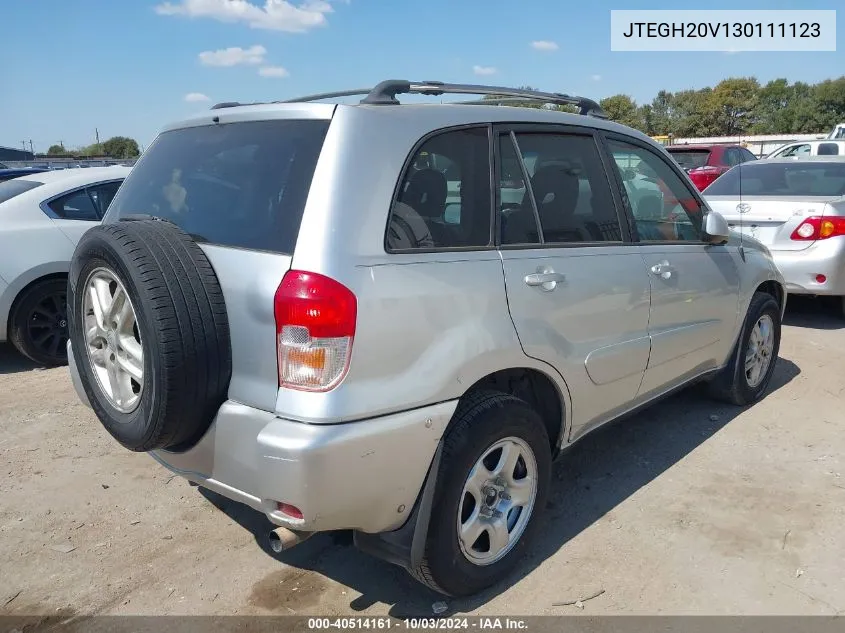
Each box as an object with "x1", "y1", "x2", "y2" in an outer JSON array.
[
  {"x1": 790, "y1": 216, "x2": 845, "y2": 241},
  {"x1": 274, "y1": 270, "x2": 357, "y2": 391}
]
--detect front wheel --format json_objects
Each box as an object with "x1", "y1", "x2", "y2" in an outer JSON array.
[
  {"x1": 709, "y1": 291, "x2": 782, "y2": 406},
  {"x1": 409, "y1": 391, "x2": 551, "y2": 596}
]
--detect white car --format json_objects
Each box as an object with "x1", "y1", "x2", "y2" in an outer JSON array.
[
  {"x1": 0, "y1": 166, "x2": 131, "y2": 365},
  {"x1": 766, "y1": 139, "x2": 845, "y2": 159}
]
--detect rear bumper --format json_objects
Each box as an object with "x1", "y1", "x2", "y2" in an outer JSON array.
[
  {"x1": 771, "y1": 239, "x2": 845, "y2": 296},
  {"x1": 67, "y1": 342, "x2": 456, "y2": 534}
]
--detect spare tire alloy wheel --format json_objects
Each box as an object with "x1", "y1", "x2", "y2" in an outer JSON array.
[
  {"x1": 459, "y1": 437, "x2": 538, "y2": 565},
  {"x1": 82, "y1": 268, "x2": 143, "y2": 413}
]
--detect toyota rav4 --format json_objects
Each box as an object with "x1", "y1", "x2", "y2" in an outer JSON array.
[{"x1": 66, "y1": 80, "x2": 786, "y2": 596}]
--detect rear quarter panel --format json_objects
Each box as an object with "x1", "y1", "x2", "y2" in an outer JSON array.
[{"x1": 281, "y1": 106, "x2": 572, "y2": 426}]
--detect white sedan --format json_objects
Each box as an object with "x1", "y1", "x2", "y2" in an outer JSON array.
[{"x1": 0, "y1": 166, "x2": 131, "y2": 366}]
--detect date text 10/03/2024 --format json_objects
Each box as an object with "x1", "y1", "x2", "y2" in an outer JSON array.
[{"x1": 307, "y1": 617, "x2": 529, "y2": 630}]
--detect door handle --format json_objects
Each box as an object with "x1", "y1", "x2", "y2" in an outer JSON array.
[
  {"x1": 524, "y1": 267, "x2": 566, "y2": 291},
  {"x1": 650, "y1": 260, "x2": 673, "y2": 280}
]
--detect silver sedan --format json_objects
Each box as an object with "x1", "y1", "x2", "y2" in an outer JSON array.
[
  {"x1": 704, "y1": 156, "x2": 845, "y2": 316},
  {"x1": 0, "y1": 166, "x2": 131, "y2": 365}
]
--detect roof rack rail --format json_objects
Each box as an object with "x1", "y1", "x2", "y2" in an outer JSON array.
[{"x1": 281, "y1": 79, "x2": 607, "y2": 118}]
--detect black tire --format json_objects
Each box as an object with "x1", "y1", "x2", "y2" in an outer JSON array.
[
  {"x1": 709, "y1": 291, "x2": 781, "y2": 406},
  {"x1": 409, "y1": 391, "x2": 551, "y2": 597},
  {"x1": 68, "y1": 219, "x2": 232, "y2": 452},
  {"x1": 9, "y1": 278, "x2": 70, "y2": 367}
]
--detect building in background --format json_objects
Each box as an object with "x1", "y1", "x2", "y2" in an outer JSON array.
[{"x1": 0, "y1": 145, "x2": 35, "y2": 162}]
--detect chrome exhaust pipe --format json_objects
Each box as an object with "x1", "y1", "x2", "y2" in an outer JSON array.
[{"x1": 268, "y1": 526, "x2": 312, "y2": 553}]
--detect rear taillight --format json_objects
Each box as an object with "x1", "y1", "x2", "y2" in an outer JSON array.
[
  {"x1": 688, "y1": 167, "x2": 722, "y2": 192},
  {"x1": 274, "y1": 270, "x2": 357, "y2": 392},
  {"x1": 790, "y1": 216, "x2": 845, "y2": 241}
]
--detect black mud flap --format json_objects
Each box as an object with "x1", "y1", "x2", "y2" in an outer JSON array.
[{"x1": 352, "y1": 441, "x2": 443, "y2": 570}]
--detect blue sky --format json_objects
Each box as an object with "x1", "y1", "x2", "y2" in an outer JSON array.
[{"x1": 1, "y1": 0, "x2": 842, "y2": 152}]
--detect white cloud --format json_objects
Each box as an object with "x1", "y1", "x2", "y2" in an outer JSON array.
[
  {"x1": 184, "y1": 92, "x2": 211, "y2": 102},
  {"x1": 258, "y1": 65, "x2": 289, "y2": 77},
  {"x1": 473, "y1": 65, "x2": 497, "y2": 76},
  {"x1": 155, "y1": 0, "x2": 334, "y2": 33},
  {"x1": 199, "y1": 44, "x2": 266, "y2": 66},
  {"x1": 531, "y1": 40, "x2": 558, "y2": 51},
  {"x1": 591, "y1": 74, "x2": 602, "y2": 82}
]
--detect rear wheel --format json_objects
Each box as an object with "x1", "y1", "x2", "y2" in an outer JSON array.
[
  {"x1": 709, "y1": 291, "x2": 781, "y2": 406},
  {"x1": 409, "y1": 391, "x2": 551, "y2": 596},
  {"x1": 9, "y1": 278, "x2": 69, "y2": 367}
]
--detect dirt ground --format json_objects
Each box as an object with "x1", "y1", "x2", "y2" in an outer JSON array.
[{"x1": 1, "y1": 296, "x2": 844, "y2": 619}]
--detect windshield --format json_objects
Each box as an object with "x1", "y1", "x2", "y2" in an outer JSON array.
[
  {"x1": 105, "y1": 119, "x2": 330, "y2": 254},
  {"x1": 0, "y1": 179, "x2": 43, "y2": 205},
  {"x1": 667, "y1": 149, "x2": 711, "y2": 170},
  {"x1": 704, "y1": 162, "x2": 845, "y2": 197}
]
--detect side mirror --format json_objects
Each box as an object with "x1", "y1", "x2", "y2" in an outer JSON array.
[{"x1": 703, "y1": 211, "x2": 731, "y2": 245}]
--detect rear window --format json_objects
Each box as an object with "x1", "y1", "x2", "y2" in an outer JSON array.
[
  {"x1": 0, "y1": 179, "x2": 43, "y2": 204},
  {"x1": 705, "y1": 162, "x2": 845, "y2": 197},
  {"x1": 105, "y1": 120, "x2": 329, "y2": 254},
  {"x1": 667, "y1": 149, "x2": 711, "y2": 170}
]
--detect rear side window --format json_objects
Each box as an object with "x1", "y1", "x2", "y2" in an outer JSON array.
[
  {"x1": 0, "y1": 179, "x2": 43, "y2": 204},
  {"x1": 818, "y1": 143, "x2": 840, "y2": 156},
  {"x1": 105, "y1": 120, "x2": 330, "y2": 254},
  {"x1": 667, "y1": 149, "x2": 710, "y2": 170},
  {"x1": 386, "y1": 127, "x2": 492, "y2": 251},
  {"x1": 705, "y1": 162, "x2": 845, "y2": 197},
  {"x1": 48, "y1": 189, "x2": 100, "y2": 220}
]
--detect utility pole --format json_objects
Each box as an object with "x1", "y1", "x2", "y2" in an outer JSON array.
[
  {"x1": 95, "y1": 128, "x2": 100, "y2": 145},
  {"x1": 21, "y1": 141, "x2": 26, "y2": 151},
  {"x1": 29, "y1": 140, "x2": 34, "y2": 156}
]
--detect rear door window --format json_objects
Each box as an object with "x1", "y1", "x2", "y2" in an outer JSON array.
[
  {"x1": 499, "y1": 131, "x2": 623, "y2": 245},
  {"x1": 105, "y1": 120, "x2": 330, "y2": 254},
  {"x1": 48, "y1": 189, "x2": 100, "y2": 220}
]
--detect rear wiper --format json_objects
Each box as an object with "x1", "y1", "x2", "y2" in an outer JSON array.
[{"x1": 118, "y1": 213, "x2": 207, "y2": 243}]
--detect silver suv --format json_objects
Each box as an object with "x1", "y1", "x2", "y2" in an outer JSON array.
[{"x1": 66, "y1": 81, "x2": 786, "y2": 597}]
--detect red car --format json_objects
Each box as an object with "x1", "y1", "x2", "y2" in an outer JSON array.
[{"x1": 665, "y1": 144, "x2": 758, "y2": 191}]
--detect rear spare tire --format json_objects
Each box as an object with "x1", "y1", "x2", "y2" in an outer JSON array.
[{"x1": 68, "y1": 219, "x2": 232, "y2": 452}]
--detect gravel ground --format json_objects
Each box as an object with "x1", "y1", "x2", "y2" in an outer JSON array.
[{"x1": 1, "y1": 296, "x2": 844, "y2": 619}]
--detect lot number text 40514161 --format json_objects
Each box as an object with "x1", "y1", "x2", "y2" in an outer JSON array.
[{"x1": 307, "y1": 617, "x2": 530, "y2": 630}]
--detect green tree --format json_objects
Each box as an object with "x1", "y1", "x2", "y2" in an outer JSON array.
[
  {"x1": 646, "y1": 90, "x2": 674, "y2": 136},
  {"x1": 753, "y1": 78, "x2": 795, "y2": 133},
  {"x1": 709, "y1": 77, "x2": 760, "y2": 135},
  {"x1": 599, "y1": 94, "x2": 645, "y2": 131},
  {"x1": 102, "y1": 136, "x2": 141, "y2": 159},
  {"x1": 47, "y1": 144, "x2": 67, "y2": 156},
  {"x1": 78, "y1": 143, "x2": 105, "y2": 157},
  {"x1": 812, "y1": 77, "x2": 845, "y2": 130},
  {"x1": 668, "y1": 88, "x2": 716, "y2": 137}
]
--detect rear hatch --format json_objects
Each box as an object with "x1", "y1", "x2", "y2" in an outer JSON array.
[
  {"x1": 703, "y1": 161, "x2": 845, "y2": 252},
  {"x1": 103, "y1": 111, "x2": 332, "y2": 413}
]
